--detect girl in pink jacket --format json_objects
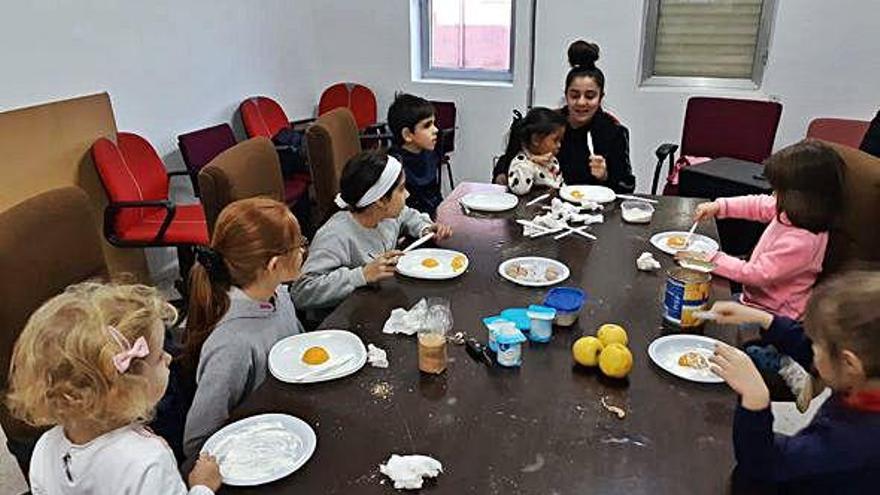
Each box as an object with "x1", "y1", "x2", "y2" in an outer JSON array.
[{"x1": 681, "y1": 140, "x2": 845, "y2": 410}]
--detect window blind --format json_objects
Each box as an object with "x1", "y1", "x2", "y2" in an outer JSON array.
[{"x1": 653, "y1": 0, "x2": 765, "y2": 79}]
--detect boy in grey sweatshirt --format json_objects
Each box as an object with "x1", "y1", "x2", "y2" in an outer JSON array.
[
  {"x1": 292, "y1": 206, "x2": 432, "y2": 310},
  {"x1": 183, "y1": 286, "x2": 302, "y2": 460}
]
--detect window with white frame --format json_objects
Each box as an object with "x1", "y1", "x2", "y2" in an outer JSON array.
[
  {"x1": 641, "y1": 0, "x2": 777, "y2": 88},
  {"x1": 417, "y1": 0, "x2": 515, "y2": 82}
]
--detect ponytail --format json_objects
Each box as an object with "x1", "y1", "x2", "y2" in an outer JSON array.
[{"x1": 180, "y1": 248, "x2": 232, "y2": 376}]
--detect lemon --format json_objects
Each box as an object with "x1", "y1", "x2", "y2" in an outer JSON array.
[
  {"x1": 572, "y1": 336, "x2": 604, "y2": 367},
  {"x1": 598, "y1": 343, "x2": 633, "y2": 378},
  {"x1": 597, "y1": 323, "x2": 628, "y2": 347},
  {"x1": 302, "y1": 346, "x2": 330, "y2": 365}
]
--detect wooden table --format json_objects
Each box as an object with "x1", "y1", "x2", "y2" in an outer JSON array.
[{"x1": 226, "y1": 183, "x2": 755, "y2": 494}]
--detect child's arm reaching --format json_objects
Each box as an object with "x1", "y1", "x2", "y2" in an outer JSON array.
[
  {"x1": 709, "y1": 229, "x2": 823, "y2": 287},
  {"x1": 398, "y1": 205, "x2": 453, "y2": 240},
  {"x1": 139, "y1": 445, "x2": 220, "y2": 494},
  {"x1": 291, "y1": 246, "x2": 383, "y2": 310},
  {"x1": 710, "y1": 302, "x2": 814, "y2": 369},
  {"x1": 716, "y1": 195, "x2": 778, "y2": 223}
]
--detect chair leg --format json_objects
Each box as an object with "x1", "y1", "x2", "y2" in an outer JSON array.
[{"x1": 445, "y1": 160, "x2": 455, "y2": 190}]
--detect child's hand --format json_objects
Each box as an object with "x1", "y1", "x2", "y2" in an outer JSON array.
[
  {"x1": 710, "y1": 301, "x2": 773, "y2": 329},
  {"x1": 189, "y1": 453, "x2": 222, "y2": 492},
  {"x1": 363, "y1": 250, "x2": 404, "y2": 283},
  {"x1": 709, "y1": 342, "x2": 771, "y2": 411},
  {"x1": 589, "y1": 155, "x2": 608, "y2": 181},
  {"x1": 429, "y1": 223, "x2": 453, "y2": 240},
  {"x1": 694, "y1": 201, "x2": 721, "y2": 221}
]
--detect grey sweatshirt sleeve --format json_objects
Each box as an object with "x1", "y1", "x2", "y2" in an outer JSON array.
[
  {"x1": 183, "y1": 339, "x2": 253, "y2": 460},
  {"x1": 291, "y1": 243, "x2": 367, "y2": 310},
  {"x1": 398, "y1": 206, "x2": 433, "y2": 239}
]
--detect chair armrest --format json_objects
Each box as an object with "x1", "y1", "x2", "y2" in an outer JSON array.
[
  {"x1": 363, "y1": 122, "x2": 389, "y2": 133},
  {"x1": 651, "y1": 143, "x2": 680, "y2": 195},
  {"x1": 290, "y1": 118, "x2": 316, "y2": 131},
  {"x1": 167, "y1": 169, "x2": 192, "y2": 185},
  {"x1": 105, "y1": 199, "x2": 176, "y2": 244},
  {"x1": 359, "y1": 132, "x2": 394, "y2": 141}
]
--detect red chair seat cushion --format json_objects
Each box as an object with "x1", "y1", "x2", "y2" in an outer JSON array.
[
  {"x1": 283, "y1": 172, "x2": 311, "y2": 205},
  {"x1": 116, "y1": 203, "x2": 209, "y2": 245}
]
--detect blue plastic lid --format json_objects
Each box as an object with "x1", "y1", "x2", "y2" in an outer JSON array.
[
  {"x1": 482, "y1": 316, "x2": 508, "y2": 328},
  {"x1": 543, "y1": 287, "x2": 586, "y2": 312},
  {"x1": 500, "y1": 308, "x2": 531, "y2": 331},
  {"x1": 527, "y1": 304, "x2": 556, "y2": 320},
  {"x1": 495, "y1": 326, "x2": 527, "y2": 345}
]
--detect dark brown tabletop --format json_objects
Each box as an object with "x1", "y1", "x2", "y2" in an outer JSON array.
[{"x1": 225, "y1": 183, "x2": 755, "y2": 494}]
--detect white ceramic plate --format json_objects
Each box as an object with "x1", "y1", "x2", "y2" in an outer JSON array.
[
  {"x1": 650, "y1": 231, "x2": 720, "y2": 256},
  {"x1": 648, "y1": 334, "x2": 724, "y2": 384},
  {"x1": 559, "y1": 185, "x2": 617, "y2": 204},
  {"x1": 202, "y1": 413, "x2": 317, "y2": 486},
  {"x1": 396, "y1": 248, "x2": 469, "y2": 280},
  {"x1": 459, "y1": 192, "x2": 519, "y2": 212},
  {"x1": 269, "y1": 330, "x2": 366, "y2": 384},
  {"x1": 498, "y1": 256, "x2": 570, "y2": 287}
]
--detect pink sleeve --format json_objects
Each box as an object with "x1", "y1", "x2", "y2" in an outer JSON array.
[
  {"x1": 711, "y1": 228, "x2": 821, "y2": 285},
  {"x1": 717, "y1": 195, "x2": 777, "y2": 223}
]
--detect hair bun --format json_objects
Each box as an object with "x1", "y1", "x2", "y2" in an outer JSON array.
[{"x1": 568, "y1": 40, "x2": 600, "y2": 69}]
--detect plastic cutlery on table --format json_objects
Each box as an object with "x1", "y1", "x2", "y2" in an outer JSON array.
[
  {"x1": 403, "y1": 232, "x2": 435, "y2": 253},
  {"x1": 684, "y1": 221, "x2": 699, "y2": 248},
  {"x1": 290, "y1": 354, "x2": 355, "y2": 382},
  {"x1": 616, "y1": 194, "x2": 659, "y2": 204}
]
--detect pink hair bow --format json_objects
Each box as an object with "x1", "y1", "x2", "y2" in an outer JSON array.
[{"x1": 105, "y1": 326, "x2": 150, "y2": 373}]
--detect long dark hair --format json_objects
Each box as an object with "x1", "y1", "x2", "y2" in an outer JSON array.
[
  {"x1": 565, "y1": 40, "x2": 605, "y2": 95},
  {"x1": 497, "y1": 107, "x2": 566, "y2": 175},
  {"x1": 764, "y1": 139, "x2": 845, "y2": 234}
]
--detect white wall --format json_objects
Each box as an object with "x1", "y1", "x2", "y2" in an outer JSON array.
[
  {"x1": 531, "y1": 0, "x2": 879, "y2": 192},
  {"x1": 0, "y1": 0, "x2": 321, "y2": 281}
]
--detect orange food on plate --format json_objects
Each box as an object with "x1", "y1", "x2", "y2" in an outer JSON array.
[
  {"x1": 678, "y1": 351, "x2": 709, "y2": 370},
  {"x1": 421, "y1": 257, "x2": 440, "y2": 268},
  {"x1": 571, "y1": 190, "x2": 585, "y2": 199},
  {"x1": 451, "y1": 255, "x2": 466, "y2": 271},
  {"x1": 666, "y1": 235, "x2": 688, "y2": 249},
  {"x1": 302, "y1": 346, "x2": 330, "y2": 365}
]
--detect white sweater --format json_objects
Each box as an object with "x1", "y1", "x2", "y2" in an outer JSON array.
[{"x1": 30, "y1": 425, "x2": 213, "y2": 495}]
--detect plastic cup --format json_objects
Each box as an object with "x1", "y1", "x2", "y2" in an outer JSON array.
[{"x1": 543, "y1": 287, "x2": 586, "y2": 327}]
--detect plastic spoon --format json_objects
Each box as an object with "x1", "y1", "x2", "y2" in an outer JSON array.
[{"x1": 403, "y1": 232, "x2": 435, "y2": 253}]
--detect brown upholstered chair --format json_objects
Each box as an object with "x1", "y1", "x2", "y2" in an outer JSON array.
[
  {"x1": 0, "y1": 186, "x2": 109, "y2": 474},
  {"x1": 822, "y1": 142, "x2": 880, "y2": 276},
  {"x1": 305, "y1": 108, "x2": 362, "y2": 222},
  {"x1": 197, "y1": 137, "x2": 285, "y2": 233}
]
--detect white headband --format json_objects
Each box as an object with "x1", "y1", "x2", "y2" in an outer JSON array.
[{"x1": 334, "y1": 155, "x2": 403, "y2": 209}]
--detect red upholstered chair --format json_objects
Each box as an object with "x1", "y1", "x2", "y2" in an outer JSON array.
[
  {"x1": 91, "y1": 133, "x2": 209, "y2": 291},
  {"x1": 430, "y1": 100, "x2": 457, "y2": 189},
  {"x1": 318, "y1": 83, "x2": 391, "y2": 148},
  {"x1": 806, "y1": 118, "x2": 870, "y2": 149},
  {"x1": 652, "y1": 97, "x2": 783, "y2": 195},
  {"x1": 239, "y1": 96, "x2": 312, "y2": 209},
  {"x1": 177, "y1": 123, "x2": 237, "y2": 196}
]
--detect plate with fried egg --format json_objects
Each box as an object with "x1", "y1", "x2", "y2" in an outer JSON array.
[
  {"x1": 269, "y1": 330, "x2": 367, "y2": 384},
  {"x1": 395, "y1": 248, "x2": 469, "y2": 280},
  {"x1": 650, "y1": 231, "x2": 719, "y2": 256}
]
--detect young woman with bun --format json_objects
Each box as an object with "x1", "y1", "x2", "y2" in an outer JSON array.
[{"x1": 556, "y1": 40, "x2": 635, "y2": 193}]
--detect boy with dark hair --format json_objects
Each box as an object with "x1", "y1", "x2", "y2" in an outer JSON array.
[{"x1": 387, "y1": 93, "x2": 443, "y2": 218}]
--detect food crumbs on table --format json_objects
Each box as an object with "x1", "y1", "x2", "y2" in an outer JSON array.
[
  {"x1": 600, "y1": 396, "x2": 626, "y2": 420},
  {"x1": 371, "y1": 381, "x2": 394, "y2": 400}
]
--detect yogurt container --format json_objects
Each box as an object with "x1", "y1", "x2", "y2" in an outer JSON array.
[
  {"x1": 526, "y1": 305, "x2": 556, "y2": 342},
  {"x1": 482, "y1": 316, "x2": 513, "y2": 352},
  {"x1": 500, "y1": 308, "x2": 531, "y2": 332},
  {"x1": 621, "y1": 200, "x2": 654, "y2": 224},
  {"x1": 495, "y1": 325, "x2": 527, "y2": 367},
  {"x1": 543, "y1": 287, "x2": 586, "y2": 326}
]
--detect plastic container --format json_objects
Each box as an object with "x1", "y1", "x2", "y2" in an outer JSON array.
[
  {"x1": 526, "y1": 305, "x2": 556, "y2": 342},
  {"x1": 482, "y1": 316, "x2": 512, "y2": 352},
  {"x1": 495, "y1": 325, "x2": 527, "y2": 367},
  {"x1": 500, "y1": 308, "x2": 531, "y2": 332},
  {"x1": 621, "y1": 200, "x2": 655, "y2": 224},
  {"x1": 543, "y1": 287, "x2": 586, "y2": 327}
]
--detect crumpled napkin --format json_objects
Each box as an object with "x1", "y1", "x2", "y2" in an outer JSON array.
[
  {"x1": 367, "y1": 343, "x2": 388, "y2": 368},
  {"x1": 379, "y1": 454, "x2": 443, "y2": 490},
  {"x1": 636, "y1": 251, "x2": 661, "y2": 271},
  {"x1": 382, "y1": 299, "x2": 428, "y2": 335}
]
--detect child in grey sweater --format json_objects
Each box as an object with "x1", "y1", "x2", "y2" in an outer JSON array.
[
  {"x1": 292, "y1": 151, "x2": 452, "y2": 311},
  {"x1": 180, "y1": 198, "x2": 308, "y2": 461}
]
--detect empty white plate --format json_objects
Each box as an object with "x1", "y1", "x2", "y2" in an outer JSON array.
[
  {"x1": 396, "y1": 248, "x2": 469, "y2": 280},
  {"x1": 459, "y1": 192, "x2": 519, "y2": 212},
  {"x1": 202, "y1": 413, "x2": 317, "y2": 486},
  {"x1": 650, "y1": 231, "x2": 720, "y2": 256},
  {"x1": 498, "y1": 256, "x2": 570, "y2": 287},
  {"x1": 648, "y1": 334, "x2": 724, "y2": 384},
  {"x1": 559, "y1": 185, "x2": 616, "y2": 204},
  {"x1": 269, "y1": 330, "x2": 367, "y2": 384}
]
